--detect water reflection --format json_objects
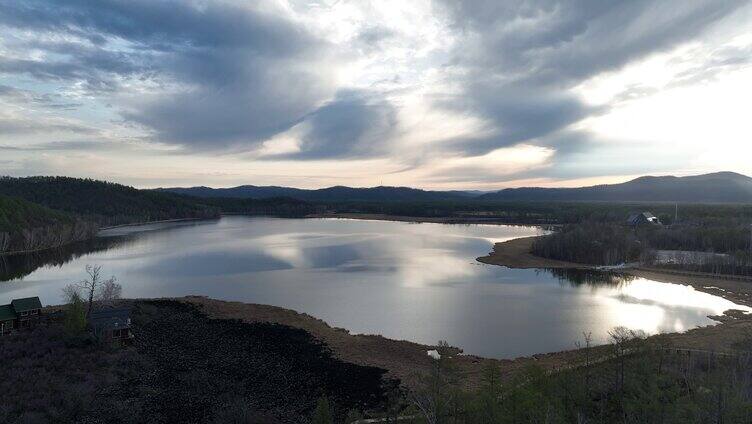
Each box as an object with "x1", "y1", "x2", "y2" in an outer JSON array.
[
  {"x1": 0, "y1": 236, "x2": 133, "y2": 281},
  {"x1": 542, "y1": 268, "x2": 636, "y2": 288},
  {"x1": 0, "y1": 216, "x2": 748, "y2": 358}
]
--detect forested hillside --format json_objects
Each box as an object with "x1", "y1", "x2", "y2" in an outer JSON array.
[
  {"x1": 0, "y1": 195, "x2": 69, "y2": 233},
  {"x1": 158, "y1": 184, "x2": 470, "y2": 202},
  {"x1": 0, "y1": 176, "x2": 219, "y2": 226},
  {"x1": 0, "y1": 195, "x2": 97, "y2": 253},
  {"x1": 198, "y1": 196, "x2": 322, "y2": 217}
]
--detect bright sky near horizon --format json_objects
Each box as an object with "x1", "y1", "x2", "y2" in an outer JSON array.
[{"x1": 1, "y1": 0, "x2": 751, "y2": 189}]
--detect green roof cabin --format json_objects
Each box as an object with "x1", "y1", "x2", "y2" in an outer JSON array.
[
  {"x1": 0, "y1": 296, "x2": 43, "y2": 334},
  {"x1": 0, "y1": 304, "x2": 16, "y2": 335}
]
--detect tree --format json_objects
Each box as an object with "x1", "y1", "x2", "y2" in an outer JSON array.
[
  {"x1": 62, "y1": 288, "x2": 86, "y2": 335},
  {"x1": 608, "y1": 327, "x2": 646, "y2": 397},
  {"x1": 75, "y1": 265, "x2": 120, "y2": 317},
  {"x1": 97, "y1": 278, "x2": 122, "y2": 306},
  {"x1": 312, "y1": 396, "x2": 332, "y2": 424},
  {"x1": 411, "y1": 340, "x2": 460, "y2": 424}
]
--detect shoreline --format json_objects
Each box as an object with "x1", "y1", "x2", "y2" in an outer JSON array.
[
  {"x1": 306, "y1": 214, "x2": 752, "y2": 306},
  {"x1": 168, "y1": 297, "x2": 618, "y2": 390},
  {"x1": 1, "y1": 217, "x2": 216, "y2": 257},
  {"x1": 82, "y1": 296, "x2": 752, "y2": 392},
  {"x1": 308, "y1": 212, "x2": 554, "y2": 227},
  {"x1": 98, "y1": 216, "x2": 215, "y2": 231},
  {"x1": 478, "y1": 235, "x2": 752, "y2": 308}
]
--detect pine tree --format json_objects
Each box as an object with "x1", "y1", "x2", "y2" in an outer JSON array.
[{"x1": 312, "y1": 396, "x2": 333, "y2": 424}]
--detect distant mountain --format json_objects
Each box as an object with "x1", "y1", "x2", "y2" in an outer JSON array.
[
  {"x1": 479, "y1": 172, "x2": 752, "y2": 203},
  {"x1": 158, "y1": 185, "x2": 475, "y2": 202}
]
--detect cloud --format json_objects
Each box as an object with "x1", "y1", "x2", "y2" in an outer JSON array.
[
  {"x1": 0, "y1": 85, "x2": 83, "y2": 110},
  {"x1": 0, "y1": 0, "x2": 336, "y2": 151},
  {"x1": 438, "y1": 82, "x2": 599, "y2": 155},
  {"x1": 0, "y1": 0, "x2": 750, "y2": 185},
  {"x1": 273, "y1": 90, "x2": 398, "y2": 160},
  {"x1": 0, "y1": 116, "x2": 98, "y2": 136},
  {"x1": 431, "y1": 0, "x2": 747, "y2": 157},
  {"x1": 354, "y1": 25, "x2": 398, "y2": 54},
  {"x1": 0, "y1": 141, "x2": 112, "y2": 152}
]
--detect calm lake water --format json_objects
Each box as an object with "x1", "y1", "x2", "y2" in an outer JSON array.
[{"x1": 1, "y1": 216, "x2": 747, "y2": 358}]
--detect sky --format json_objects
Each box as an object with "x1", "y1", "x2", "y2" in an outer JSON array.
[{"x1": 0, "y1": 0, "x2": 751, "y2": 190}]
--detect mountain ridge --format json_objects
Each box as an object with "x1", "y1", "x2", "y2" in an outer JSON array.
[
  {"x1": 158, "y1": 172, "x2": 752, "y2": 203},
  {"x1": 157, "y1": 184, "x2": 471, "y2": 202},
  {"x1": 479, "y1": 171, "x2": 752, "y2": 203}
]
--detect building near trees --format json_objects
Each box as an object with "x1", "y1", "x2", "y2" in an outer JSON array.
[
  {"x1": 0, "y1": 296, "x2": 43, "y2": 334},
  {"x1": 89, "y1": 308, "x2": 133, "y2": 345},
  {"x1": 626, "y1": 211, "x2": 662, "y2": 227}
]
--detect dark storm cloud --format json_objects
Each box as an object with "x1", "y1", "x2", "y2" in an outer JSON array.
[
  {"x1": 0, "y1": 0, "x2": 332, "y2": 150},
  {"x1": 274, "y1": 90, "x2": 397, "y2": 160},
  {"x1": 433, "y1": 0, "x2": 746, "y2": 157},
  {"x1": 439, "y1": 82, "x2": 600, "y2": 155}
]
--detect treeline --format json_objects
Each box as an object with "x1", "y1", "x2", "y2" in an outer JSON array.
[
  {"x1": 531, "y1": 224, "x2": 644, "y2": 265},
  {"x1": 402, "y1": 331, "x2": 752, "y2": 423},
  {"x1": 641, "y1": 223, "x2": 752, "y2": 254},
  {"x1": 532, "y1": 221, "x2": 752, "y2": 275},
  {"x1": 196, "y1": 196, "x2": 322, "y2": 217},
  {"x1": 320, "y1": 200, "x2": 752, "y2": 226}
]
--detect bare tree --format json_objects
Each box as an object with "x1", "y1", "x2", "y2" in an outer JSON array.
[
  {"x1": 96, "y1": 278, "x2": 122, "y2": 306},
  {"x1": 410, "y1": 340, "x2": 458, "y2": 424},
  {"x1": 608, "y1": 327, "x2": 647, "y2": 395},
  {"x1": 76, "y1": 265, "x2": 120, "y2": 316},
  {"x1": 62, "y1": 284, "x2": 81, "y2": 304}
]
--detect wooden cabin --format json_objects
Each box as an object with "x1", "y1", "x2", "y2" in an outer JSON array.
[
  {"x1": 0, "y1": 296, "x2": 43, "y2": 334},
  {"x1": 88, "y1": 308, "x2": 133, "y2": 345}
]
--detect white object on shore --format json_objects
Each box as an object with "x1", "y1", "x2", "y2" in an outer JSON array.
[{"x1": 427, "y1": 350, "x2": 441, "y2": 360}]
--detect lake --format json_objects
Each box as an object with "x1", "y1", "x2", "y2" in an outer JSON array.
[{"x1": 0, "y1": 216, "x2": 747, "y2": 358}]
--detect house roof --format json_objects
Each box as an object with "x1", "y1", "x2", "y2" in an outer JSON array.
[
  {"x1": 627, "y1": 211, "x2": 659, "y2": 225},
  {"x1": 0, "y1": 304, "x2": 16, "y2": 321},
  {"x1": 11, "y1": 296, "x2": 42, "y2": 312},
  {"x1": 89, "y1": 308, "x2": 131, "y2": 331}
]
